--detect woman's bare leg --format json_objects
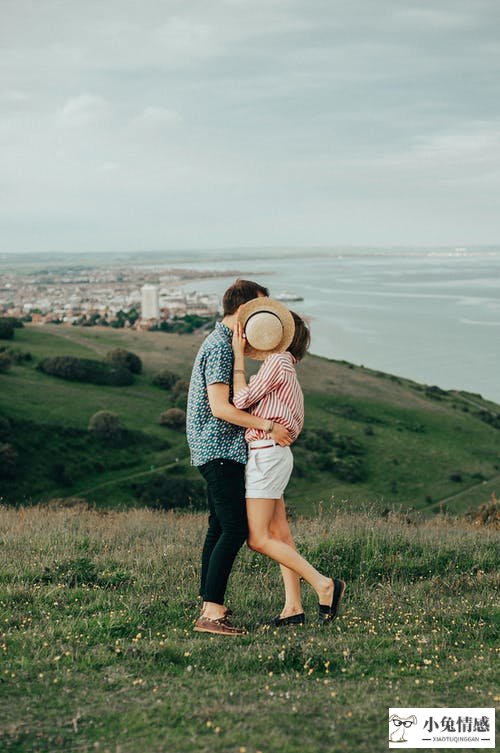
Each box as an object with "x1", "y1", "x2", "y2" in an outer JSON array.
[
  {"x1": 246, "y1": 497, "x2": 333, "y2": 605},
  {"x1": 269, "y1": 498, "x2": 303, "y2": 617}
]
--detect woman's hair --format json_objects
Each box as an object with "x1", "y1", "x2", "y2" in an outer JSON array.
[
  {"x1": 287, "y1": 311, "x2": 310, "y2": 361},
  {"x1": 222, "y1": 279, "x2": 269, "y2": 315}
]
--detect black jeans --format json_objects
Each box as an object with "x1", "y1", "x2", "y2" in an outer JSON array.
[{"x1": 198, "y1": 459, "x2": 248, "y2": 605}]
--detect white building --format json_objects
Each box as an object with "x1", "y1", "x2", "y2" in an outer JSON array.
[{"x1": 141, "y1": 284, "x2": 160, "y2": 319}]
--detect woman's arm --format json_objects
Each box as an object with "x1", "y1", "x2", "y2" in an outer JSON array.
[
  {"x1": 232, "y1": 321, "x2": 249, "y2": 396},
  {"x1": 233, "y1": 354, "x2": 284, "y2": 409},
  {"x1": 207, "y1": 383, "x2": 292, "y2": 445}
]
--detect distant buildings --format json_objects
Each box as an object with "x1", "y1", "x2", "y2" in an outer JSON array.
[
  {"x1": 140, "y1": 284, "x2": 160, "y2": 320},
  {"x1": 1, "y1": 265, "x2": 223, "y2": 330}
]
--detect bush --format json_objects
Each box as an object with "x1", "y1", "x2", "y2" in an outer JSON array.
[
  {"x1": 172, "y1": 379, "x2": 189, "y2": 408},
  {"x1": 0, "y1": 352, "x2": 12, "y2": 372},
  {"x1": 425, "y1": 385, "x2": 447, "y2": 400},
  {"x1": 37, "y1": 356, "x2": 134, "y2": 386},
  {"x1": 0, "y1": 347, "x2": 32, "y2": 364},
  {"x1": 88, "y1": 411, "x2": 124, "y2": 441},
  {"x1": 50, "y1": 462, "x2": 73, "y2": 486},
  {"x1": 294, "y1": 428, "x2": 368, "y2": 483},
  {"x1": 0, "y1": 320, "x2": 15, "y2": 340},
  {"x1": 0, "y1": 416, "x2": 12, "y2": 441},
  {"x1": 152, "y1": 369, "x2": 180, "y2": 390},
  {"x1": 317, "y1": 453, "x2": 368, "y2": 482},
  {"x1": 159, "y1": 408, "x2": 186, "y2": 430},
  {"x1": 130, "y1": 473, "x2": 205, "y2": 510},
  {"x1": 106, "y1": 348, "x2": 142, "y2": 374},
  {"x1": 1, "y1": 317, "x2": 24, "y2": 329},
  {"x1": 0, "y1": 443, "x2": 18, "y2": 478}
]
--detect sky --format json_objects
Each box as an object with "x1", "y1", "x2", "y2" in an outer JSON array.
[{"x1": 1, "y1": 0, "x2": 499, "y2": 253}]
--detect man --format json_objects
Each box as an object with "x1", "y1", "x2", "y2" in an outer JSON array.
[{"x1": 186, "y1": 279, "x2": 292, "y2": 636}]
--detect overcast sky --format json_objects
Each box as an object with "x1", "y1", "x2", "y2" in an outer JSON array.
[{"x1": 1, "y1": 0, "x2": 499, "y2": 253}]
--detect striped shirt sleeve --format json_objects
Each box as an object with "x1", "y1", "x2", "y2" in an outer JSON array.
[{"x1": 233, "y1": 354, "x2": 287, "y2": 409}]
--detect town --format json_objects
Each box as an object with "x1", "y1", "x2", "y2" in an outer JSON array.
[{"x1": 0, "y1": 265, "x2": 237, "y2": 330}]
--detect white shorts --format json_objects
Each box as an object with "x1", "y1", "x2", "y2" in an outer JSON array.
[{"x1": 245, "y1": 439, "x2": 294, "y2": 499}]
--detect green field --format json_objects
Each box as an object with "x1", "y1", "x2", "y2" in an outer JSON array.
[
  {"x1": 0, "y1": 503, "x2": 497, "y2": 753},
  {"x1": 1, "y1": 323, "x2": 499, "y2": 514}
]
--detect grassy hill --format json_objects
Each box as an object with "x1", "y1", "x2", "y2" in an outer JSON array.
[
  {"x1": 1, "y1": 323, "x2": 499, "y2": 515},
  {"x1": 0, "y1": 504, "x2": 497, "y2": 752}
]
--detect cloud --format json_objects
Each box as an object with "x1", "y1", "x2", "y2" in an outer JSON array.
[
  {"x1": 152, "y1": 16, "x2": 220, "y2": 65},
  {"x1": 0, "y1": 0, "x2": 499, "y2": 250},
  {"x1": 131, "y1": 106, "x2": 182, "y2": 129},
  {"x1": 96, "y1": 161, "x2": 119, "y2": 173},
  {"x1": 0, "y1": 89, "x2": 28, "y2": 106},
  {"x1": 364, "y1": 121, "x2": 500, "y2": 179},
  {"x1": 57, "y1": 94, "x2": 111, "y2": 127},
  {"x1": 392, "y1": 7, "x2": 476, "y2": 30}
]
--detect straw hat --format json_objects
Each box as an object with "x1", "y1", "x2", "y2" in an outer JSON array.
[{"x1": 236, "y1": 297, "x2": 295, "y2": 360}]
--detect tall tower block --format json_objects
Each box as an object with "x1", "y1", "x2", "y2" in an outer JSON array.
[{"x1": 141, "y1": 284, "x2": 160, "y2": 319}]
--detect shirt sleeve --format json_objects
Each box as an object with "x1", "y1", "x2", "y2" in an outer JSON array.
[
  {"x1": 233, "y1": 354, "x2": 286, "y2": 409},
  {"x1": 205, "y1": 343, "x2": 233, "y2": 386}
]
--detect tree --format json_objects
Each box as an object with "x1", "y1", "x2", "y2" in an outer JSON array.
[
  {"x1": 0, "y1": 320, "x2": 15, "y2": 340},
  {"x1": 88, "y1": 410, "x2": 124, "y2": 441},
  {"x1": 159, "y1": 408, "x2": 186, "y2": 430},
  {"x1": 0, "y1": 353, "x2": 12, "y2": 372},
  {"x1": 126, "y1": 307, "x2": 139, "y2": 325},
  {"x1": 1, "y1": 317, "x2": 23, "y2": 329},
  {"x1": 152, "y1": 369, "x2": 180, "y2": 390},
  {"x1": 0, "y1": 443, "x2": 18, "y2": 478},
  {"x1": 106, "y1": 348, "x2": 143, "y2": 374},
  {"x1": 110, "y1": 310, "x2": 127, "y2": 328}
]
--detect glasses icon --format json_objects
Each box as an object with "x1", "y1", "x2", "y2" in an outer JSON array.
[{"x1": 393, "y1": 720, "x2": 414, "y2": 728}]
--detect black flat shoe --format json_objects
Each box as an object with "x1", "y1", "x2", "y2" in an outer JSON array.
[
  {"x1": 318, "y1": 578, "x2": 346, "y2": 624},
  {"x1": 264, "y1": 612, "x2": 305, "y2": 628}
]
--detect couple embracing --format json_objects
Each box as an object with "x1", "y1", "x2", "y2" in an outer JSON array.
[{"x1": 186, "y1": 279, "x2": 345, "y2": 636}]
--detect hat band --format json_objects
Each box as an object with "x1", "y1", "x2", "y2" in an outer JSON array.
[{"x1": 245, "y1": 310, "x2": 281, "y2": 326}]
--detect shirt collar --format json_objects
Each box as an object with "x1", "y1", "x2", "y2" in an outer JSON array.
[{"x1": 215, "y1": 320, "x2": 233, "y2": 340}]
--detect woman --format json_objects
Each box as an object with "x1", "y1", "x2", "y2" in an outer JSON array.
[{"x1": 232, "y1": 312, "x2": 345, "y2": 626}]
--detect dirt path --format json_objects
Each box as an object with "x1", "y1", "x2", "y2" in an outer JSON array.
[
  {"x1": 450, "y1": 390, "x2": 499, "y2": 415},
  {"x1": 75, "y1": 461, "x2": 179, "y2": 496},
  {"x1": 41, "y1": 328, "x2": 107, "y2": 355},
  {"x1": 428, "y1": 472, "x2": 500, "y2": 510}
]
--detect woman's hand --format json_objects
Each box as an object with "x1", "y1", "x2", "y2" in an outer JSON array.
[{"x1": 232, "y1": 321, "x2": 247, "y2": 358}]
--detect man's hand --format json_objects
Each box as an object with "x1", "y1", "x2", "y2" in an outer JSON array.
[
  {"x1": 270, "y1": 422, "x2": 293, "y2": 446},
  {"x1": 232, "y1": 321, "x2": 246, "y2": 358}
]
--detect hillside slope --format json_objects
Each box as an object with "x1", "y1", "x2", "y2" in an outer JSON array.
[{"x1": 1, "y1": 323, "x2": 499, "y2": 514}]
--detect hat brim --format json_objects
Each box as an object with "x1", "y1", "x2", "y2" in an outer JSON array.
[{"x1": 236, "y1": 297, "x2": 295, "y2": 360}]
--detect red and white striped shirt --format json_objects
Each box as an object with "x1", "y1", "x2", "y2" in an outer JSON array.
[{"x1": 232, "y1": 351, "x2": 304, "y2": 443}]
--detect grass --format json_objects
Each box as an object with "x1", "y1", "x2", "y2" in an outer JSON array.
[
  {"x1": 1, "y1": 323, "x2": 499, "y2": 514},
  {"x1": 0, "y1": 502, "x2": 498, "y2": 752}
]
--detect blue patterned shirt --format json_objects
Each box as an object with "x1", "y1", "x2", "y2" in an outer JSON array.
[{"x1": 186, "y1": 321, "x2": 248, "y2": 466}]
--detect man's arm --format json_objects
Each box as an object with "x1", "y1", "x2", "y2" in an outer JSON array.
[{"x1": 207, "y1": 382, "x2": 292, "y2": 446}]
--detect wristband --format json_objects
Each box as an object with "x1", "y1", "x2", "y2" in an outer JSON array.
[{"x1": 266, "y1": 420, "x2": 274, "y2": 433}]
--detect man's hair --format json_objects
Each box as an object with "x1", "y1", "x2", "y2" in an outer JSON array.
[
  {"x1": 287, "y1": 312, "x2": 311, "y2": 362},
  {"x1": 222, "y1": 279, "x2": 269, "y2": 316}
]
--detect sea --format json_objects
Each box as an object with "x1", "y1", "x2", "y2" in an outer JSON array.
[
  {"x1": 167, "y1": 247, "x2": 500, "y2": 405},
  {"x1": 3, "y1": 247, "x2": 500, "y2": 404}
]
